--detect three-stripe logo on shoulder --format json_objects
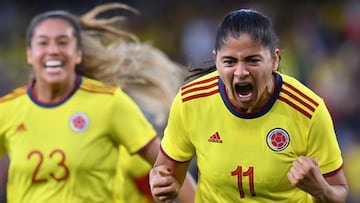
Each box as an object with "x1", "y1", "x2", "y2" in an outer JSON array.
[
  {"x1": 279, "y1": 81, "x2": 319, "y2": 119},
  {"x1": 181, "y1": 75, "x2": 219, "y2": 102}
]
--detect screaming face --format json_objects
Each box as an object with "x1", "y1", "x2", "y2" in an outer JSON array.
[{"x1": 214, "y1": 34, "x2": 279, "y2": 113}]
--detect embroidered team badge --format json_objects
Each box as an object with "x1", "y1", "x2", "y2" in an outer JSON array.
[
  {"x1": 69, "y1": 113, "x2": 89, "y2": 133},
  {"x1": 266, "y1": 128, "x2": 290, "y2": 151}
]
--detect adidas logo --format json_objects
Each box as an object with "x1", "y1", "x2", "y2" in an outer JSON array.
[
  {"x1": 16, "y1": 123, "x2": 27, "y2": 132},
  {"x1": 208, "y1": 132, "x2": 223, "y2": 143}
]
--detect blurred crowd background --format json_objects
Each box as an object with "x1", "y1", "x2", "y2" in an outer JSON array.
[{"x1": 1, "y1": 0, "x2": 359, "y2": 202}]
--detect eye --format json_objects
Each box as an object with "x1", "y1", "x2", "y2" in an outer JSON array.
[
  {"x1": 58, "y1": 40, "x2": 69, "y2": 46},
  {"x1": 35, "y1": 40, "x2": 48, "y2": 47},
  {"x1": 222, "y1": 58, "x2": 236, "y2": 67},
  {"x1": 245, "y1": 56, "x2": 261, "y2": 65}
]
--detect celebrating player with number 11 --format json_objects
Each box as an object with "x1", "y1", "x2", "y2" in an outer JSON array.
[{"x1": 150, "y1": 8, "x2": 349, "y2": 203}]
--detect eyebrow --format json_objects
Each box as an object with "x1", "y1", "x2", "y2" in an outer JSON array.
[
  {"x1": 221, "y1": 56, "x2": 237, "y2": 60},
  {"x1": 34, "y1": 34, "x2": 73, "y2": 39},
  {"x1": 221, "y1": 54, "x2": 262, "y2": 60},
  {"x1": 245, "y1": 54, "x2": 262, "y2": 59}
]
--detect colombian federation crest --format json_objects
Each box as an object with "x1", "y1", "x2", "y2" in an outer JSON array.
[
  {"x1": 69, "y1": 112, "x2": 89, "y2": 133},
  {"x1": 266, "y1": 128, "x2": 290, "y2": 151}
]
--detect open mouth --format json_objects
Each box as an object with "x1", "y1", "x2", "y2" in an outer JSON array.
[
  {"x1": 45, "y1": 60, "x2": 63, "y2": 68},
  {"x1": 235, "y1": 83, "x2": 253, "y2": 98}
]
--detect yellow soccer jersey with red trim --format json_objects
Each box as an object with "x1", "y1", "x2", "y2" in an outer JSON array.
[
  {"x1": 161, "y1": 71, "x2": 343, "y2": 202},
  {"x1": 114, "y1": 146, "x2": 153, "y2": 203},
  {"x1": 0, "y1": 76, "x2": 156, "y2": 203}
]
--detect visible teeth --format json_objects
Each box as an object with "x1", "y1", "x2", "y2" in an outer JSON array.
[{"x1": 46, "y1": 61, "x2": 62, "y2": 67}]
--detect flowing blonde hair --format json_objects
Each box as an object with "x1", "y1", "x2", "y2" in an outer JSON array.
[{"x1": 78, "y1": 3, "x2": 185, "y2": 130}]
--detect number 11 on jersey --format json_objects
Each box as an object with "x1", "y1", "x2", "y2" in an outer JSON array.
[{"x1": 231, "y1": 166, "x2": 256, "y2": 198}]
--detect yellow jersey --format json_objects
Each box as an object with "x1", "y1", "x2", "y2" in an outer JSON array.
[
  {"x1": 114, "y1": 146, "x2": 154, "y2": 203},
  {"x1": 162, "y1": 71, "x2": 343, "y2": 202},
  {"x1": 0, "y1": 76, "x2": 156, "y2": 203}
]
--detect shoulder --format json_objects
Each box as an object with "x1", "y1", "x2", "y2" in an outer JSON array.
[
  {"x1": 280, "y1": 73, "x2": 322, "y2": 102},
  {"x1": 180, "y1": 71, "x2": 219, "y2": 103},
  {"x1": 278, "y1": 73, "x2": 325, "y2": 118},
  {"x1": 80, "y1": 76, "x2": 118, "y2": 95},
  {"x1": 0, "y1": 85, "x2": 27, "y2": 104}
]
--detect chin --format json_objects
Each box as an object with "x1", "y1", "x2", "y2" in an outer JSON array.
[{"x1": 45, "y1": 76, "x2": 67, "y2": 84}]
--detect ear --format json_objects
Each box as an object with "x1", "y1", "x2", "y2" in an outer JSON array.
[
  {"x1": 273, "y1": 49, "x2": 281, "y2": 72},
  {"x1": 26, "y1": 48, "x2": 32, "y2": 64},
  {"x1": 212, "y1": 50, "x2": 217, "y2": 60},
  {"x1": 76, "y1": 49, "x2": 83, "y2": 64}
]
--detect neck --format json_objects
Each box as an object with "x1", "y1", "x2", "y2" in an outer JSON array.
[
  {"x1": 254, "y1": 73, "x2": 276, "y2": 110},
  {"x1": 31, "y1": 75, "x2": 77, "y2": 103}
]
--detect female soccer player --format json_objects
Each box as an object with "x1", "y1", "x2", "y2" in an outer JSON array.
[
  {"x1": 0, "y1": 3, "x2": 196, "y2": 202},
  {"x1": 149, "y1": 9, "x2": 349, "y2": 203}
]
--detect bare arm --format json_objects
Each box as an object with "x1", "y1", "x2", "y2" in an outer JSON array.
[
  {"x1": 149, "y1": 151, "x2": 190, "y2": 203},
  {"x1": 137, "y1": 136, "x2": 162, "y2": 165},
  {"x1": 178, "y1": 172, "x2": 196, "y2": 203},
  {"x1": 287, "y1": 156, "x2": 348, "y2": 203},
  {"x1": 0, "y1": 155, "x2": 9, "y2": 203},
  {"x1": 138, "y1": 138, "x2": 196, "y2": 203},
  {"x1": 314, "y1": 171, "x2": 348, "y2": 203}
]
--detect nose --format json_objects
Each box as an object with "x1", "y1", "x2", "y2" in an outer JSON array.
[
  {"x1": 233, "y1": 64, "x2": 249, "y2": 78},
  {"x1": 46, "y1": 42, "x2": 60, "y2": 54}
]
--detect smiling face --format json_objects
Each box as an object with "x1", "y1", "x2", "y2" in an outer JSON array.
[
  {"x1": 27, "y1": 18, "x2": 82, "y2": 86},
  {"x1": 214, "y1": 34, "x2": 280, "y2": 113}
]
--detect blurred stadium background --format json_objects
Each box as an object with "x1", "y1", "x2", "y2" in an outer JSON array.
[{"x1": 0, "y1": 0, "x2": 359, "y2": 202}]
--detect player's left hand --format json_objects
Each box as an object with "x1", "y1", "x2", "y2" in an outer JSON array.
[{"x1": 287, "y1": 156, "x2": 328, "y2": 197}]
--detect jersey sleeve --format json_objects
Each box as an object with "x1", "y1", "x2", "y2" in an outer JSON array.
[
  {"x1": 110, "y1": 88, "x2": 156, "y2": 154},
  {"x1": 0, "y1": 131, "x2": 5, "y2": 158},
  {"x1": 307, "y1": 100, "x2": 343, "y2": 174},
  {"x1": 0, "y1": 102, "x2": 10, "y2": 158},
  {"x1": 161, "y1": 91, "x2": 195, "y2": 162}
]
